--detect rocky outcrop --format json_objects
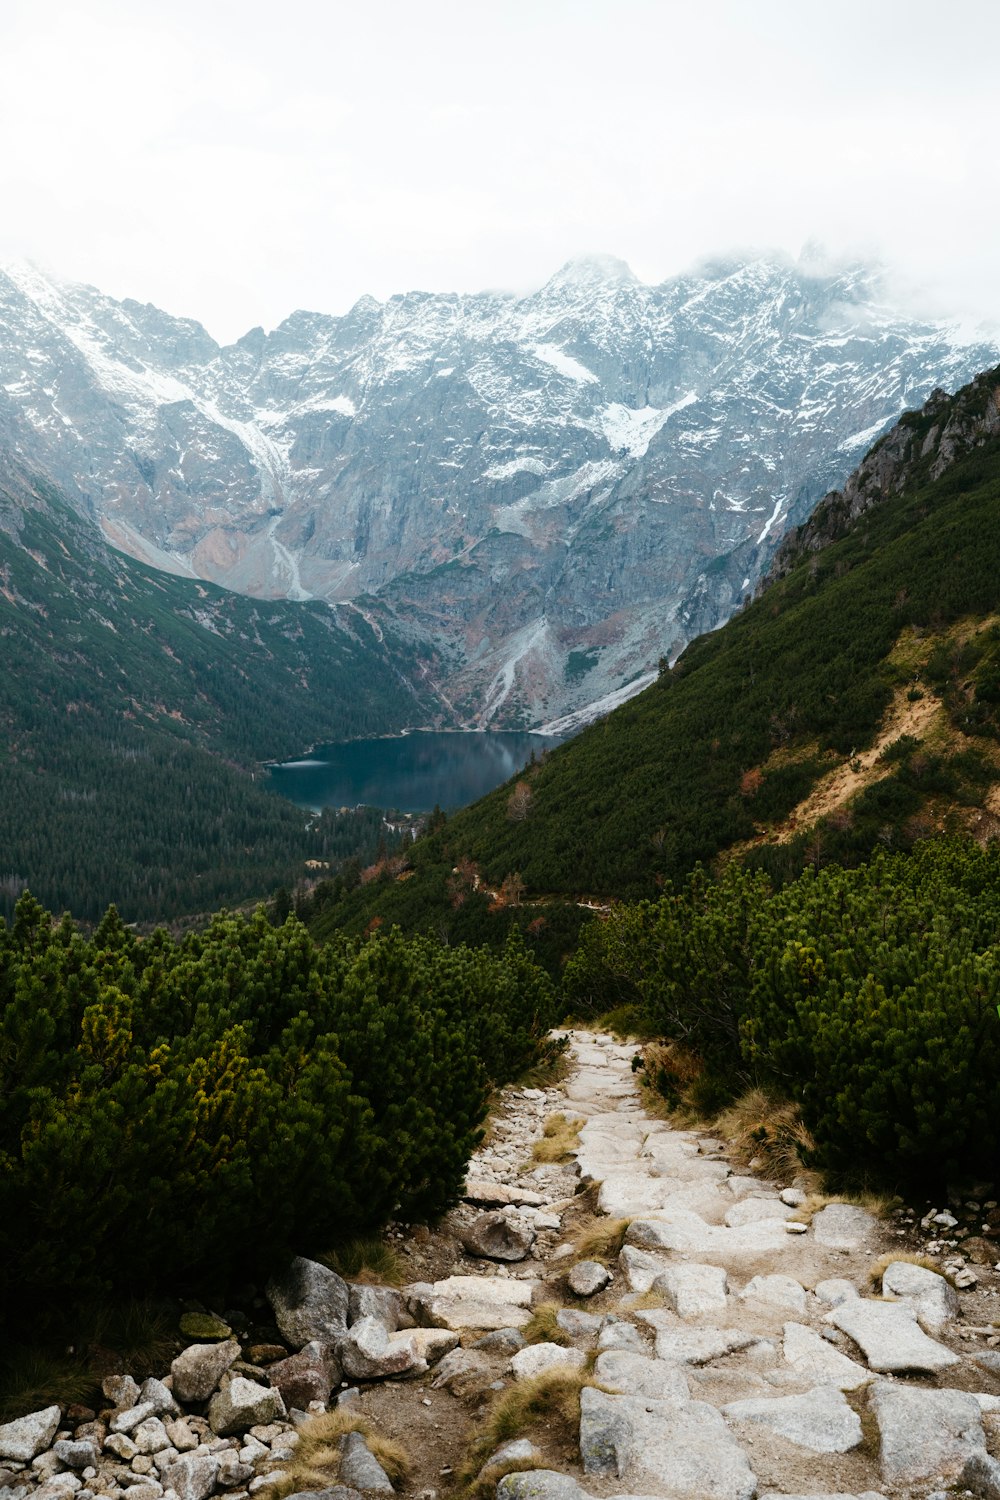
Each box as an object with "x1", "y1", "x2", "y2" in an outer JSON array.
[
  {"x1": 764, "y1": 365, "x2": 1000, "y2": 587},
  {"x1": 460, "y1": 1212, "x2": 537, "y2": 1262}
]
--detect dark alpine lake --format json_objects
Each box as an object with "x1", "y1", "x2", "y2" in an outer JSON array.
[{"x1": 267, "y1": 730, "x2": 561, "y2": 814}]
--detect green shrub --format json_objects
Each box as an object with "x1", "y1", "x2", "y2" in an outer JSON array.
[
  {"x1": 565, "y1": 840, "x2": 1000, "y2": 1188},
  {"x1": 741, "y1": 845, "x2": 1000, "y2": 1185},
  {"x1": 0, "y1": 896, "x2": 556, "y2": 1332},
  {"x1": 563, "y1": 864, "x2": 770, "y2": 1093}
]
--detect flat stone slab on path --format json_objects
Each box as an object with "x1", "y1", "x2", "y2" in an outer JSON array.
[
  {"x1": 760, "y1": 1493, "x2": 887, "y2": 1500},
  {"x1": 619, "y1": 1244, "x2": 672, "y2": 1294},
  {"x1": 881, "y1": 1258, "x2": 959, "y2": 1334},
  {"x1": 414, "y1": 1273, "x2": 540, "y2": 1330},
  {"x1": 653, "y1": 1261, "x2": 729, "y2": 1318},
  {"x1": 723, "y1": 1197, "x2": 796, "y2": 1228},
  {"x1": 463, "y1": 1181, "x2": 546, "y2": 1208},
  {"x1": 593, "y1": 1349, "x2": 689, "y2": 1403},
  {"x1": 869, "y1": 1383, "x2": 987, "y2": 1487},
  {"x1": 723, "y1": 1385, "x2": 863, "y2": 1453},
  {"x1": 829, "y1": 1296, "x2": 961, "y2": 1373},
  {"x1": 635, "y1": 1311, "x2": 764, "y2": 1365},
  {"x1": 781, "y1": 1321, "x2": 872, "y2": 1390},
  {"x1": 810, "y1": 1203, "x2": 879, "y2": 1252},
  {"x1": 510, "y1": 1344, "x2": 587, "y2": 1381},
  {"x1": 581, "y1": 1387, "x2": 757, "y2": 1500},
  {"x1": 739, "y1": 1274, "x2": 807, "y2": 1315},
  {"x1": 626, "y1": 1210, "x2": 793, "y2": 1257}
]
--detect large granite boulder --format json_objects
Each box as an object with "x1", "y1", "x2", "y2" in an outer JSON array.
[{"x1": 266, "y1": 1257, "x2": 350, "y2": 1348}]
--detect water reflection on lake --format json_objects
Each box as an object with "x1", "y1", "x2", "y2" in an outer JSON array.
[{"x1": 267, "y1": 730, "x2": 561, "y2": 813}]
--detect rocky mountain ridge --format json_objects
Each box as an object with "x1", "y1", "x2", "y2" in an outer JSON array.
[
  {"x1": 763, "y1": 363, "x2": 1000, "y2": 588},
  {"x1": 0, "y1": 255, "x2": 996, "y2": 726}
]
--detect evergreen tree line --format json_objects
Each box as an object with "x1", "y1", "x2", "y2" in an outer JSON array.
[{"x1": 0, "y1": 894, "x2": 558, "y2": 1333}]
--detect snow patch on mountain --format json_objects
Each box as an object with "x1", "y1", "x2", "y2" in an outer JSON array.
[
  {"x1": 839, "y1": 416, "x2": 893, "y2": 452},
  {"x1": 597, "y1": 391, "x2": 698, "y2": 457},
  {"x1": 483, "y1": 455, "x2": 550, "y2": 482},
  {"x1": 480, "y1": 617, "x2": 554, "y2": 724},
  {"x1": 531, "y1": 343, "x2": 598, "y2": 384},
  {"x1": 536, "y1": 670, "x2": 659, "y2": 737}
]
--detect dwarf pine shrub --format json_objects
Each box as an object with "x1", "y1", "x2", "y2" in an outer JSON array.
[
  {"x1": 0, "y1": 895, "x2": 556, "y2": 1331},
  {"x1": 563, "y1": 839, "x2": 1000, "y2": 1188}
]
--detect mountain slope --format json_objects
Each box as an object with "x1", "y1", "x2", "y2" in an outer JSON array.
[
  {"x1": 0, "y1": 255, "x2": 995, "y2": 726},
  {"x1": 0, "y1": 455, "x2": 440, "y2": 920},
  {"x1": 318, "y1": 365, "x2": 1000, "y2": 927}
]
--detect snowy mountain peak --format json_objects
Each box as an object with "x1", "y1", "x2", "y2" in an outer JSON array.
[
  {"x1": 543, "y1": 254, "x2": 640, "y2": 293},
  {"x1": 0, "y1": 254, "x2": 996, "y2": 729}
]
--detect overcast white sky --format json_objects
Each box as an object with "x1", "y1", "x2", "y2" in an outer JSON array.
[{"x1": 1, "y1": 0, "x2": 997, "y2": 344}]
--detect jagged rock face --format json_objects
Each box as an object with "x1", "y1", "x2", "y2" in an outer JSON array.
[
  {"x1": 0, "y1": 256, "x2": 995, "y2": 726},
  {"x1": 764, "y1": 365, "x2": 1000, "y2": 586}
]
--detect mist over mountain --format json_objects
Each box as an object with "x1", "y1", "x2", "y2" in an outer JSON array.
[{"x1": 0, "y1": 252, "x2": 996, "y2": 727}]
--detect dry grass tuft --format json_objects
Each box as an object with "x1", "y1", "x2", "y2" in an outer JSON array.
[
  {"x1": 0, "y1": 1299, "x2": 178, "y2": 1423},
  {"x1": 583, "y1": 1006, "x2": 658, "y2": 1042},
  {"x1": 713, "y1": 1088, "x2": 818, "y2": 1184},
  {"x1": 848, "y1": 1190, "x2": 897, "y2": 1220},
  {"x1": 868, "y1": 1251, "x2": 947, "y2": 1288},
  {"x1": 790, "y1": 1188, "x2": 897, "y2": 1227},
  {"x1": 574, "y1": 1180, "x2": 601, "y2": 1213},
  {"x1": 461, "y1": 1454, "x2": 541, "y2": 1500},
  {"x1": 573, "y1": 1217, "x2": 631, "y2": 1264},
  {"x1": 626, "y1": 1289, "x2": 667, "y2": 1311},
  {"x1": 0, "y1": 1350, "x2": 95, "y2": 1425},
  {"x1": 787, "y1": 1191, "x2": 830, "y2": 1226},
  {"x1": 532, "y1": 1112, "x2": 582, "y2": 1164},
  {"x1": 523, "y1": 1303, "x2": 571, "y2": 1346},
  {"x1": 518, "y1": 1049, "x2": 572, "y2": 1090},
  {"x1": 367, "y1": 1435, "x2": 412, "y2": 1486},
  {"x1": 270, "y1": 1410, "x2": 410, "y2": 1496},
  {"x1": 319, "y1": 1237, "x2": 406, "y2": 1286},
  {"x1": 471, "y1": 1368, "x2": 601, "y2": 1454}
]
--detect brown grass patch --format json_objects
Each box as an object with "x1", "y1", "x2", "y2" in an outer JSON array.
[
  {"x1": 626, "y1": 1289, "x2": 667, "y2": 1311},
  {"x1": 532, "y1": 1112, "x2": 582, "y2": 1164},
  {"x1": 319, "y1": 1236, "x2": 406, "y2": 1286},
  {"x1": 522, "y1": 1303, "x2": 571, "y2": 1347},
  {"x1": 573, "y1": 1217, "x2": 631, "y2": 1264},
  {"x1": 868, "y1": 1251, "x2": 948, "y2": 1288},
  {"x1": 462, "y1": 1454, "x2": 542, "y2": 1500},
  {"x1": 465, "y1": 1368, "x2": 606, "y2": 1466},
  {"x1": 789, "y1": 1188, "x2": 897, "y2": 1226},
  {"x1": 518, "y1": 1043, "x2": 572, "y2": 1090},
  {"x1": 270, "y1": 1410, "x2": 411, "y2": 1497},
  {"x1": 574, "y1": 1180, "x2": 601, "y2": 1212},
  {"x1": 637, "y1": 1041, "x2": 704, "y2": 1119},
  {"x1": 712, "y1": 1088, "x2": 818, "y2": 1184}
]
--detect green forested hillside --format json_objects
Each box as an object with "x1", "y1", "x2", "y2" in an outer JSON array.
[
  {"x1": 306, "y1": 369, "x2": 1000, "y2": 942},
  {"x1": 0, "y1": 459, "x2": 440, "y2": 920}
]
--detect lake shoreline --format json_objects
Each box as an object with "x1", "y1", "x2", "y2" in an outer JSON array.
[{"x1": 265, "y1": 729, "x2": 562, "y2": 816}]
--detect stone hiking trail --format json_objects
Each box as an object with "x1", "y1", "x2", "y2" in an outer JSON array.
[{"x1": 3, "y1": 1032, "x2": 1000, "y2": 1500}]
